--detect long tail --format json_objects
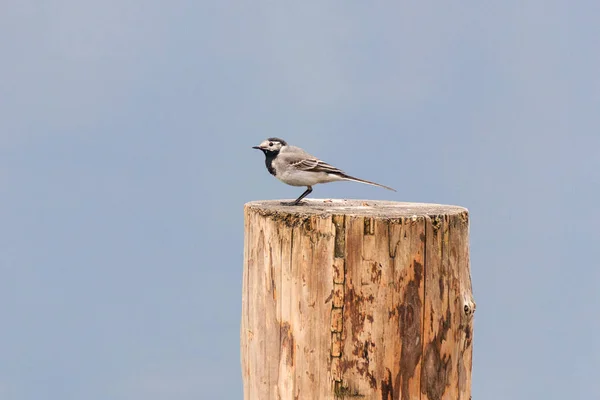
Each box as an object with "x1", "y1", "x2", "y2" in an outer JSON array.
[{"x1": 339, "y1": 174, "x2": 396, "y2": 192}]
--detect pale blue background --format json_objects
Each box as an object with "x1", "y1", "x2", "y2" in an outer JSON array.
[{"x1": 2, "y1": 2, "x2": 599, "y2": 399}]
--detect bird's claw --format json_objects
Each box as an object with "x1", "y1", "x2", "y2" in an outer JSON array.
[{"x1": 280, "y1": 201, "x2": 304, "y2": 206}]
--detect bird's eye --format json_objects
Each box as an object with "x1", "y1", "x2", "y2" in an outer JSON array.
[{"x1": 269, "y1": 142, "x2": 273, "y2": 147}]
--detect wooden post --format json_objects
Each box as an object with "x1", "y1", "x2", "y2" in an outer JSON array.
[{"x1": 241, "y1": 199, "x2": 475, "y2": 400}]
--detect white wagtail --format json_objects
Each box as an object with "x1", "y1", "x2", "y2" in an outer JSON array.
[{"x1": 253, "y1": 138, "x2": 396, "y2": 205}]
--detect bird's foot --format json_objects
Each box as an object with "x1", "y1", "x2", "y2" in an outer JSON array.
[{"x1": 280, "y1": 201, "x2": 305, "y2": 206}]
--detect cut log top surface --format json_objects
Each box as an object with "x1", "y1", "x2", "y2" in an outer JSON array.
[{"x1": 245, "y1": 199, "x2": 467, "y2": 218}]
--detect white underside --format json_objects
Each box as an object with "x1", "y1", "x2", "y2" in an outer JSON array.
[{"x1": 276, "y1": 170, "x2": 344, "y2": 187}]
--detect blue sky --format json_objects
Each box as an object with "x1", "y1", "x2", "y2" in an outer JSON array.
[{"x1": 1, "y1": 2, "x2": 599, "y2": 399}]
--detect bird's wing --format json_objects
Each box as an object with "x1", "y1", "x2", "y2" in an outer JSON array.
[
  {"x1": 290, "y1": 158, "x2": 346, "y2": 175},
  {"x1": 279, "y1": 146, "x2": 347, "y2": 175}
]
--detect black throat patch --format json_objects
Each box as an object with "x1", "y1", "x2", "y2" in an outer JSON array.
[{"x1": 263, "y1": 150, "x2": 279, "y2": 176}]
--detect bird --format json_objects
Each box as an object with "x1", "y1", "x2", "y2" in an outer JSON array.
[{"x1": 252, "y1": 137, "x2": 396, "y2": 205}]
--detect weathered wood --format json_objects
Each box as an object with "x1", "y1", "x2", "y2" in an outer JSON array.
[{"x1": 241, "y1": 199, "x2": 475, "y2": 400}]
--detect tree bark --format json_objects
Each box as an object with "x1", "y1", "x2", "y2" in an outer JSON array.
[{"x1": 241, "y1": 199, "x2": 475, "y2": 400}]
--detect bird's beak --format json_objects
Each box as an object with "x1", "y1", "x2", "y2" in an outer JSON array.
[{"x1": 252, "y1": 146, "x2": 261, "y2": 150}]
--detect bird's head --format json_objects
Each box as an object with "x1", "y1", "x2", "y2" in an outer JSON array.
[{"x1": 252, "y1": 138, "x2": 287, "y2": 154}]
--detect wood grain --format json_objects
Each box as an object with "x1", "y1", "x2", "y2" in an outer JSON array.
[{"x1": 241, "y1": 199, "x2": 475, "y2": 400}]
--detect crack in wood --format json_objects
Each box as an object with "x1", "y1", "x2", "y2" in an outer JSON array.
[{"x1": 332, "y1": 215, "x2": 347, "y2": 384}]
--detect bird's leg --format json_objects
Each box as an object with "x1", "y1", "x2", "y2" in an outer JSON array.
[
  {"x1": 293, "y1": 186, "x2": 313, "y2": 205},
  {"x1": 281, "y1": 186, "x2": 313, "y2": 206}
]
